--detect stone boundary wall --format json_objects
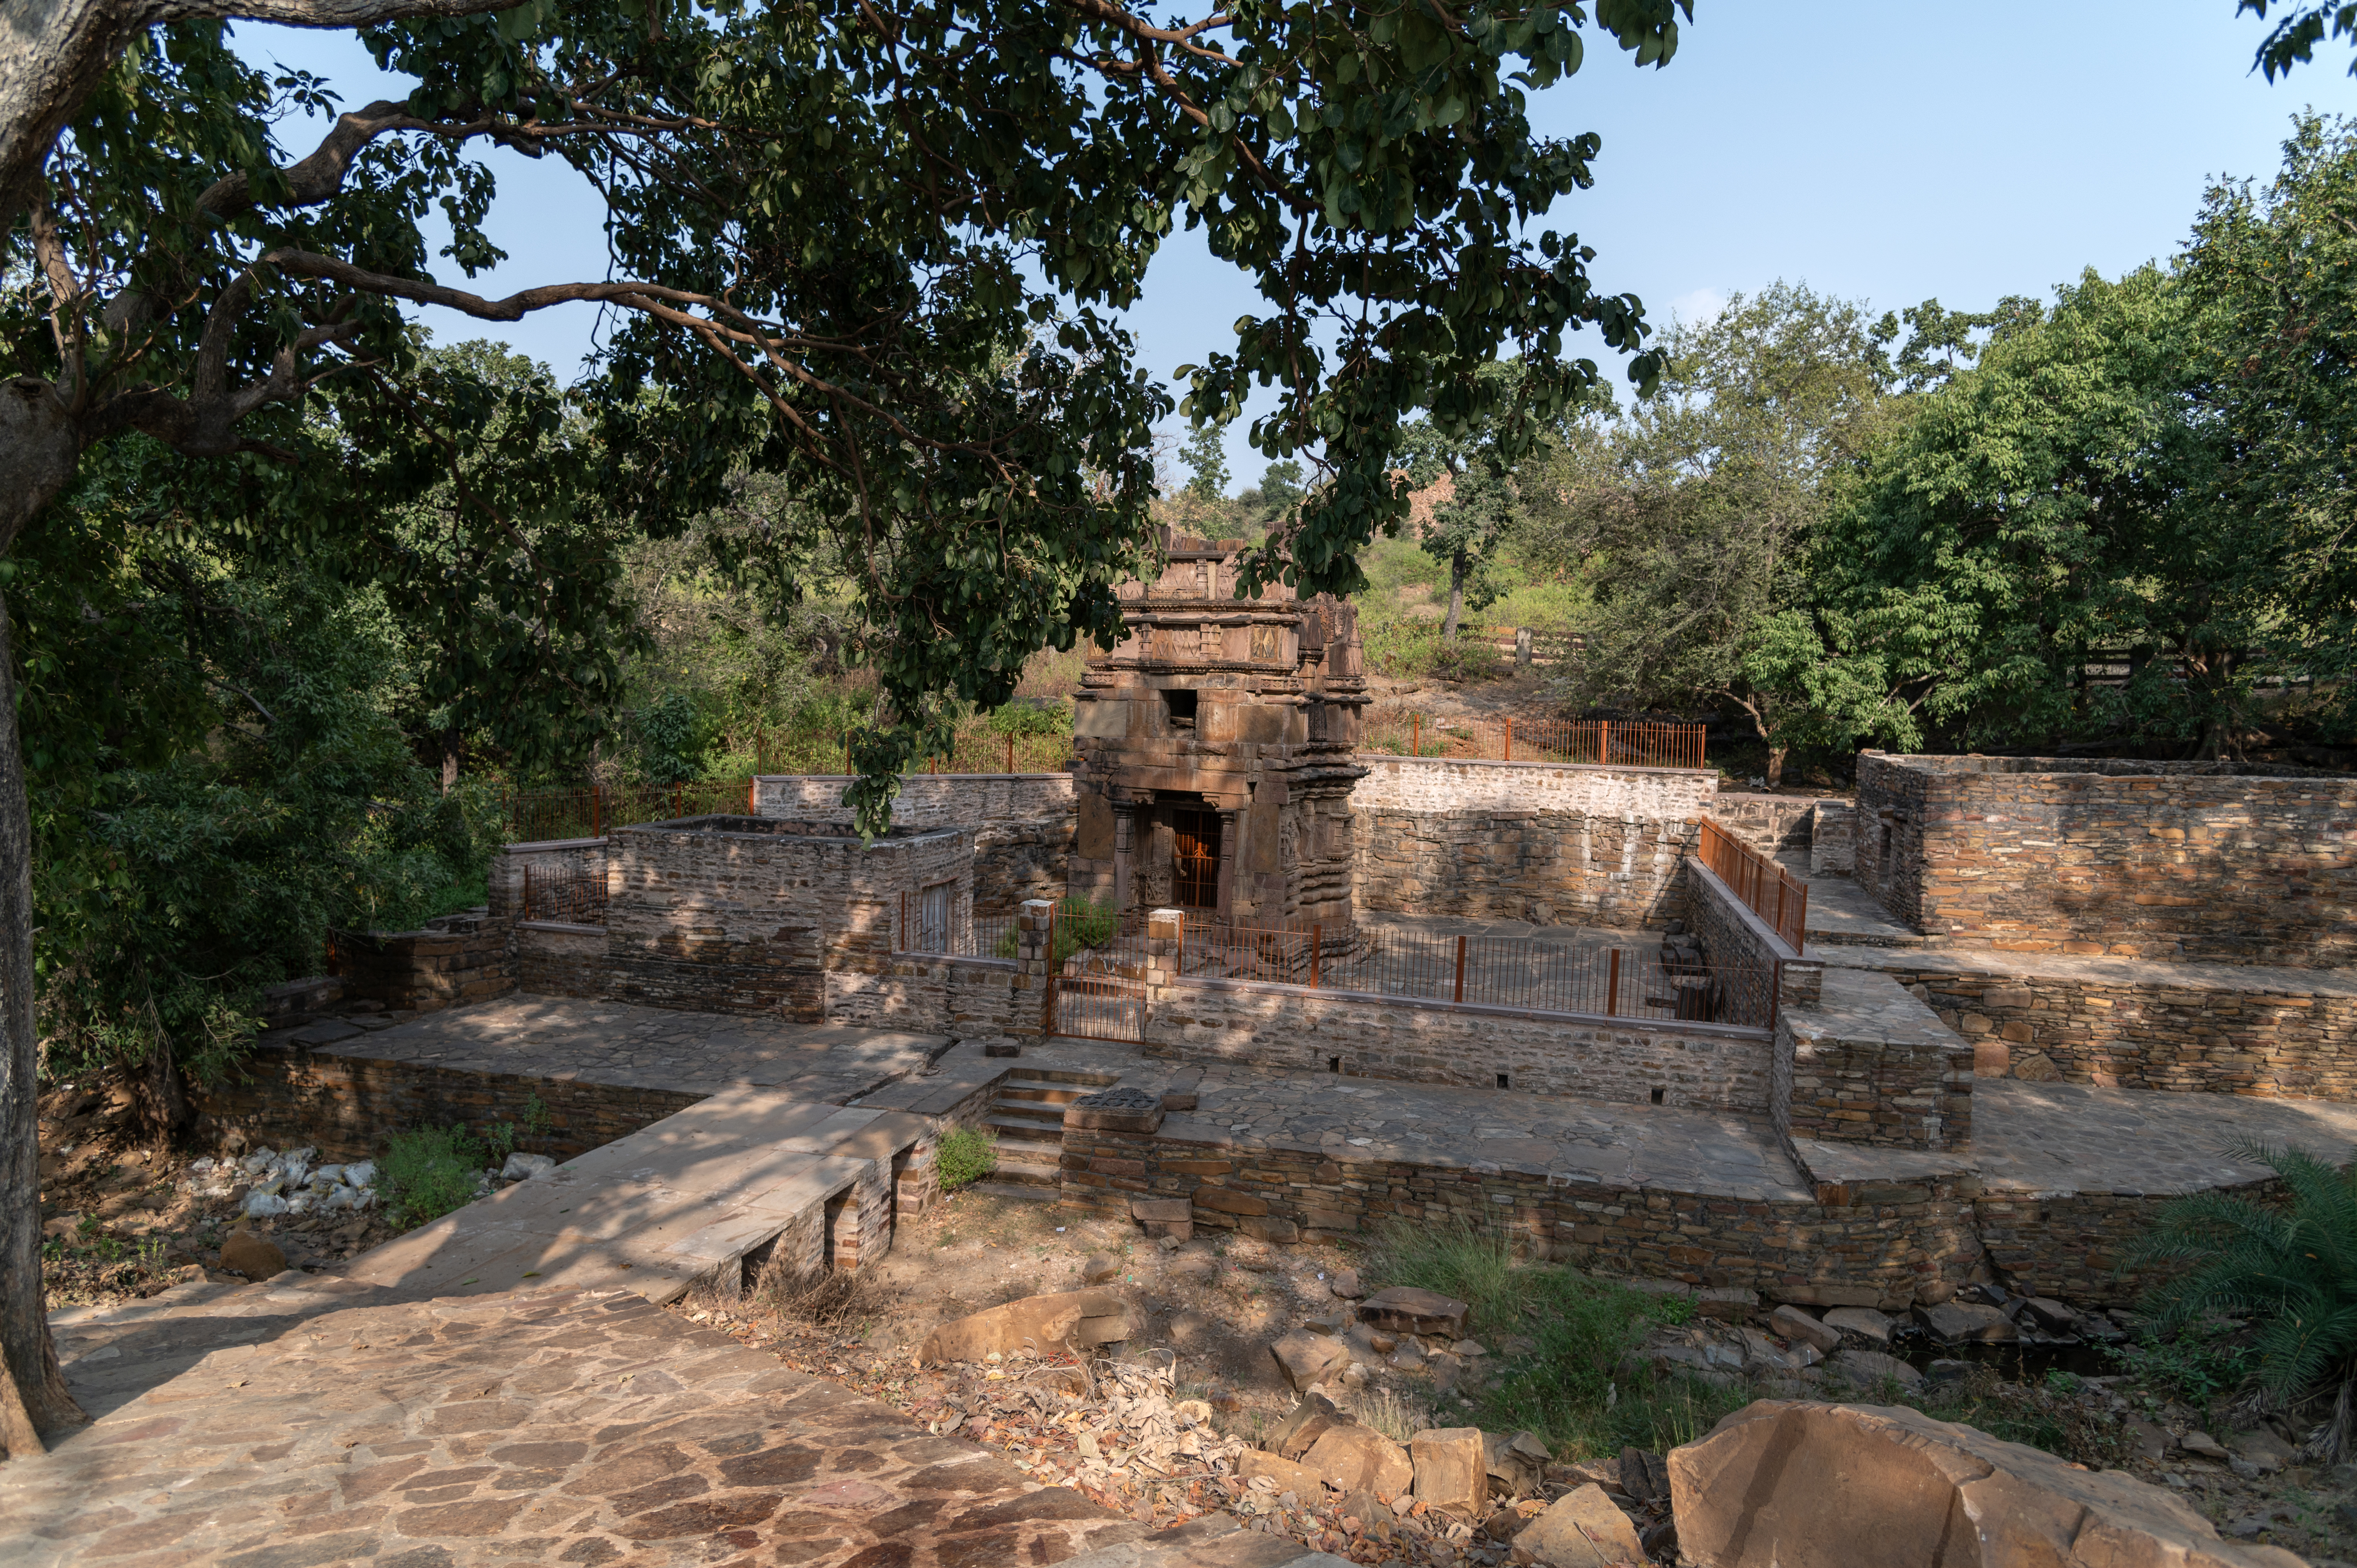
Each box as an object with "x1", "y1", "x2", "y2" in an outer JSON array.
[
  {"x1": 1854, "y1": 752, "x2": 2357, "y2": 967},
  {"x1": 489, "y1": 838, "x2": 608, "y2": 920},
  {"x1": 193, "y1": 1041, "x2": 705, "y2": 1163},
  {"x1": 1355, "y1": 809, "x2": 1698, "y2": 928},
  {"x1": 1774, "y1": 971, "x2": 1973, "y2": 1151},
  {"x1": 332, "y1": 911, "x2": 514, "y2": 1014},
  {"x1": 1704, "y1": 793, "x2": 1818, "y2": 854},
  {"x1": 1871, "y1": 956, "x2": 2357, "y2": 1100},
  {"x1": 608, "y1": 818, "x2": 972, "y2": 1022},
  {"x1": 1684, "y1": 860, "x2": 1822, "y2": 1008},
  {"x1": 756, "y1": 773, "x2": 1074, "y2": 916},
  {"x1": 1058, "y1": 1122, "x2": 1985, "y2": 1310},
  {"x1": 1145, "y1": 977, "x2": 1772, "y2": 1112},
  {"x1": 1972, "y1": 1183, "x2": 2281, "y2": 1305},
  {"x1": 1353, "y1": 756, "x2": 1717, "y2": 816}
]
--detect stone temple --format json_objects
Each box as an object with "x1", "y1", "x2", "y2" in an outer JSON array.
[{"x1": 1065, "y1": 529, "x2": 1369, "y2": 927}]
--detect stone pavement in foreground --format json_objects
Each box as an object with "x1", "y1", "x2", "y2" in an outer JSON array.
[
  {"x1": 272, "y1": 994, "x2": 947, "y2": 1102},
  {"x1": 5, "y1": 1274, "x2": 1339, "y2": 1568}
]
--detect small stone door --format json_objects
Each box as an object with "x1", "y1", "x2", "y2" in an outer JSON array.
[{"x1": 1172, "y1": 808, "x2": 1221, "y2": 910}]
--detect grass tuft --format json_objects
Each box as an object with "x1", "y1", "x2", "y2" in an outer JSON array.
[
  {"x1": 380, "y1": 1124, "x2": 487, "y2": 1230},
  {"x1": 934, "y1": 1126, "x2": 998, "y2": 1192}
]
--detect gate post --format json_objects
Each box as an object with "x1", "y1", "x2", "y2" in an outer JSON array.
[
  {"x1": 1013, "y1": 898, "x2": 1055, "y2": 1038},
  {"x1": 1145, "y1": 907, "x2": 1185, "y2": 1006}
]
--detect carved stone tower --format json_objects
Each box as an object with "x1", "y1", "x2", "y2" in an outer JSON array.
[{"x1": 1067, "y1": 530, "x2": 1368, "y2": 926}]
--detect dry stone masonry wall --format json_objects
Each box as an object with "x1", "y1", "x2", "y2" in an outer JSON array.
[{"x1": 1855, "y1": 752, "x2": 2357, "y2": 967}]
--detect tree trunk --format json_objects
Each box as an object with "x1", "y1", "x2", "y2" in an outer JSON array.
[
  {"x1": 1442, "y1": 548, "x2": 1466, "y2": 643},
  {"x1": 0, "y1": 586, "x2": 85, "y2": 1437},
  {"x1": 440, "y1": 728, "x2": 461, "y2": 793},
  {"x1": 1765, "y1": 745, "x2": 1787, "y2": 789}
]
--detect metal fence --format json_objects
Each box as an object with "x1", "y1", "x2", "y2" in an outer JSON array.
[
  {"x1": 892, "y1": 886, "x2": 1021, "y2": 961},
  {"x1": 1359, "y1": 708, "x2": 1707, "y2": 770},
  {"x1": 1694, "y1": 818, "x2": 1809, "y2": 954},
  {"x1": 520, "y1": 863, "x2": 609, "y2": 924},
  {"x1": 1176, "y1": 915, "x2": 1775, "y2": 1029},
  {"x1": 506, "y1": 779, "x2": 759, "y2": 844}
]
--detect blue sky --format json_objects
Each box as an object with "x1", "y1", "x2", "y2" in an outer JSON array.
[{"x1": 237, "y1": 2, "x2": 2351, "y2": 492}]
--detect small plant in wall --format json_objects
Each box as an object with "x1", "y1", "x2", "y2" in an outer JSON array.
[
  {"x1": 380, "y1": 1125, "x2": 491, "y2": 1230},
  {"x1": 934, "y1": 1126, "x2": 998, "y2": 1192}
]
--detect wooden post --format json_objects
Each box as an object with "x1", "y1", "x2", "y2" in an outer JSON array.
[
  {"x1": 1505, "y1": 718, "x2": 1513, "y2": 763},
  {"x1": 1311, "y1": 924, "x2": 1322, "y2": 990},
  {"x1": 1453, "y1": 935, "x2": 1466, "y2": 1004},
  {"x1": 1607, "y1": 948, "x2": 1621, "y2": 1016}
]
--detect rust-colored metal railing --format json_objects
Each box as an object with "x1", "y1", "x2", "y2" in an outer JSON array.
[
  {"x1": 519, "y1": 863, "x2": 610, "y2": 924},
  {"x1": 1693, "y1": 818, "x2": 1809, "y2": 954}
]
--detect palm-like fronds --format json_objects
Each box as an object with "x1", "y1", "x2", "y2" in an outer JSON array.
[{"x1": 2124, "y1": 1139, "x2": 2357, "y2": 1461}]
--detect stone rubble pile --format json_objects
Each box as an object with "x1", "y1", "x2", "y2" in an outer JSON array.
[{"x1": 184, "y1": 1147, "x2": 381, "y2": 1219}]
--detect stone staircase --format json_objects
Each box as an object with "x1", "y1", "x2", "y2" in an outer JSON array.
[{"x1": 974, "y1": 1066, "x2": 1119, "y2": 1202}]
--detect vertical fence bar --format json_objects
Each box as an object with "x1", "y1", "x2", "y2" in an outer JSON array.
[
  {"x1": 1311, "y1": 924, "x2": 1322, "y2": 989},
  {"x1": 1453, "y1": 935, "x2": 1466, "y2": 1004},
  {"x1": 1412, "y1": 714, "x2": 1420, "y2": 756},
  {"x1": 1607, "y1": 948, "x2": 1621, "y2": 1016},
  {"x1": 1042, "y1": 907, "x2": 1058, "y2": 1036},
  {"x1": 1600, "y1": 719, "x2": 1611, "y2": 767},
  {"x1": 591, "y1": 786, "x2": 601, "y2": 840},
  {"x1": 1007, "y1": 735, "x2": 1015, "y2": 775}
]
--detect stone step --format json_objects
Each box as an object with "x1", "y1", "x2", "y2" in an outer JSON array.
[
  {"x1": 988, "y1": 1100, "x2": 1068, "y2": 1129},
  {"x1": 995, "y1": 1081, "x2": 1093, "y2": 1105},
  {"x1": 964, "y1": 1180, "x2": 1061, "y2": 1205},
  {"x1": 988, "y1": 1148, "x2": 1064, "y2": 1186}
]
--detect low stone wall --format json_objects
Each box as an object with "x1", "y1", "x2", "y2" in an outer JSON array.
[
  {"x1": 1971, "y1": 1183, "x2": 2280, "y2": 1305},
  {"x1": 1355, "y1": 807, "x2": 1698, "y2": 929},
  {"x1": 1854, "y1": 752, "x2": 2357, "y2": 967},
  {"x1": 1704, "y1": 793, "x2": 1818, "y2": 854},
  {"x1": 194, "y1": 1039, "x2": 705, "y2": 1163},
  {"x1": 1774, "y1": 969, "x2": 1973, "y2": 1151},
  {"x1": 1684, "y1": 860, "x2": 1822, "y2": 1008},
  {"x1": 515, "y1": 922, "x2": 608, "y2": 999},
  {"x1": 1145, "y1": 978, "x2": 1772, "y2": 1112},
  {"x1": 828, "y1": 955, "x2": 1038, "y2": 1038},
  {"x1": 489, "y1": 838, "x2": 607, "y2": 920},
  {"x1": 1871, "y1": 955, "x2": 2357, "y2": 1100},
  {"x1": 1810, "y1": 801, "x2": 1855, "y2": 876},
  {"x1": 756, "y1": 773, "x2": 1074, "y2": 915},
  {"x1": 332, "y1": 911, "x2": 514, "y2": 1013},
  {"x1": 1058, "y1": 1121, "x2": 1986, "y2": 1310}
]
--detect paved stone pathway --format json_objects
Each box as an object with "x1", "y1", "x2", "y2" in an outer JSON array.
[
  {"x1": 1772, "y1": 853, "x2": 1923, "y2": 947},
  {"x1": 276, "y1": 995, "x2": 945, "y2": 1102},
  {"x1": 5, "y1": 1280, "x2": 1194, "y2": 1568}
]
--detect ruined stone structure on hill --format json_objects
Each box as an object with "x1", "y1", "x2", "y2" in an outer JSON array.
[{"x1": 1065, "y1": 530, "x2": 1370, "y2": 926}]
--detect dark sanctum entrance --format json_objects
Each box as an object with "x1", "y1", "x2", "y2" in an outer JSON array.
[{"x1": 1172, "y1": 807, "x2": 1222, "y2": 909}]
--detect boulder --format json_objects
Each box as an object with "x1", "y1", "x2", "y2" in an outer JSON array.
[
  {"x1": 219, "y1": 1228, "x2": 288, "y2": 1281},
  {"x1": 1484, "y1": 1429, "x2": 1552, "y2": 1497},
  {"x1": 1820, "y1": 1306, "x2": 1892, "y2": 1344},
  {"x1": 1129, "y1": 1196, "x2": 1193, "y2": 1242},
  {"x1": 1081, "y1": 1253, "x2": 1122, "y2": 1285},
  {"x1": 917, "y1": 1290, "x2": 1134, "y2": 1364},
  {"x1": 1827, "y1": 1348, "x2": 1922, "y2": 1390},
  {"x1": 1667, "y1": 1401, "x2": 2307, "y2": 1568},
  {"x1": 1509, "y1": 1483, "x2": 1647, "y2": 1567},
  {"x1": 1268, "y1": 1393, "x2": 1349, "y2": 1461},
  {"x1": 1409, "y1": 1427, "x2": 1489, "y2": 1518},
  {"x1": 1768, "y1": 1305, "x2": 1842, "y2": 1355},
  {"x1": 1915, "y1": 1300, "x2": 2018, "y2": 1344},
  {"x1": 1237, "y1": 1448, "x2": 1326, "y2": 1501},
  {"x1": 1269, "y1": 1330, "x2": 1353, "y2": 1391},
  {"x1": 1302, "y1": 1425, "x2": 1413, "y2": 1495},
  {"x1": 1359, "y1": 1286, "x2": 1470, "y2": 1339}
]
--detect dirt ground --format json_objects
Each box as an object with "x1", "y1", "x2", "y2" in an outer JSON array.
[{"x1": 35, "y1": 1076, "x2": 401, "y2": 1309}]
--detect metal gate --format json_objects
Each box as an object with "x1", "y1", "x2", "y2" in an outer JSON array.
[{"x1": 1050, "y1": 908, "x2": 1148, "y2": 1042}]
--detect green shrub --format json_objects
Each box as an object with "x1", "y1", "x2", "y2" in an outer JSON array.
[
  {"x1": 934, "y1": 1126, "x2": 998, "y2": 1192},
  {"x1": 381, "y1": 1125, "x2": 488, "y2": 1230},
  {"x1": 986, "y1": 699, "x2": 1072, "y2": 737},
  {"x1": 1371, "y1": 1220, "x2": 1712, "y2": 1455},
  {"x1": 2125, "y1": 1138, "x2": 2357, "y2": 1460},
  {"x1": 992, "y1": 896, "x2": 1121, "y2": 961}
]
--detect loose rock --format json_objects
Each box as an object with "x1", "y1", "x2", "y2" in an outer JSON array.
[
  {"x1": 1510, "y1": 1482, "x2": 1647, "y2": 1566},
  {"x1": 219, "y1": 1229, "x2": 287, "y2": 1281},
  {"x1": 1269, "y1": 1329, "x2": 1353, "y2": 1392},
  {"x1": 1820, "y1": 1306, "x2": 1893, "y2": 1343},
  {"x1": 1409, "y1": 1426, "x2": 1488, "y2": 1518},
  {"x1": 1359, "y1": 1286, "x2": 1470, "y2": 1339}
]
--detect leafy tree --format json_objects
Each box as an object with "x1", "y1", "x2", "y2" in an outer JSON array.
[
  {"x1": 2239, "y1": 0, "x2": 2357, "y2": 78},
  {"x1": 1180, "y1": 424, "x2": 1232, "y2": 501},
  {"x1": 1523, "y1": 282, "x2": 1895, "y2": 780},
  {"x1": 1256, "y1": 459, "x2": 1306, "y2": 514},
  {"x1": 2126, "y1": 1139, "x2": 2357, "y2": 1463},
  {"x1": 0, "y1": 0, "x2": 1687, "y2": 1439}
]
